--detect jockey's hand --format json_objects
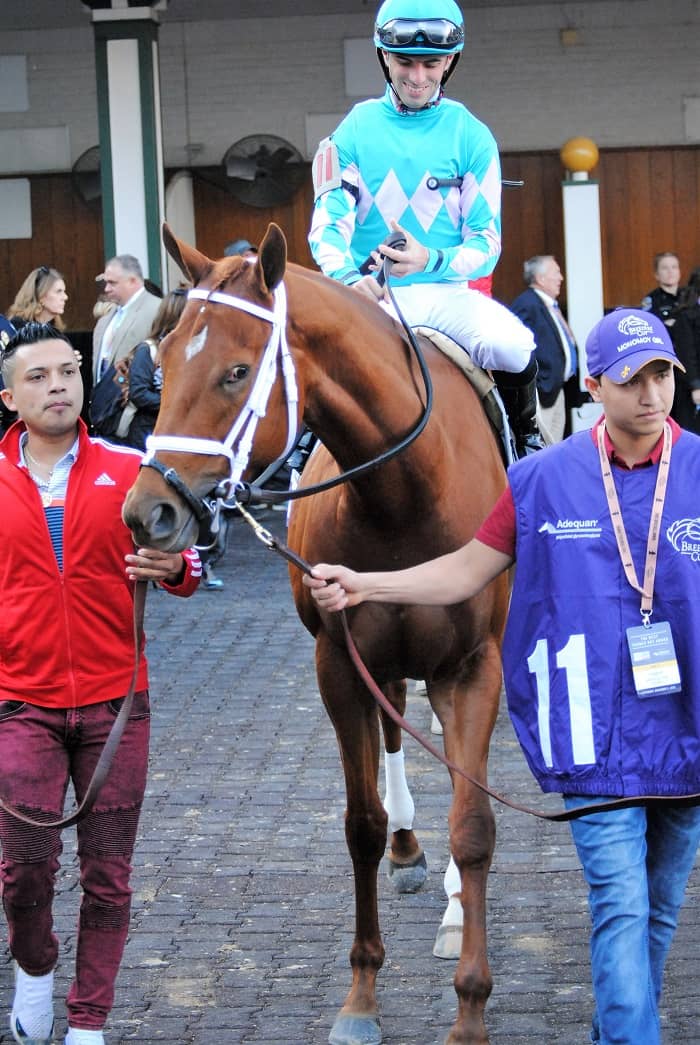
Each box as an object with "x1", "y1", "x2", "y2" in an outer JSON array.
[
  {"x1": 351, "y1": 275, "x2": 386, "y2": 303},
  {"x1": 377, "y1": 220, "x2": 429, "y2": 279},
  {"x1": 303, "y1": 564, "x2": 366, "y2": 612}
]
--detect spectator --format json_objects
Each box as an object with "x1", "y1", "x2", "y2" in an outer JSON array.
[
  {"x1": 304, "y1": 308, "x2": 700, "y2": 1045},
  {"x1": 308, "y1": 0, "x2": 543, "y2": 457},
  {"x1": 670, "y1": 266, "x2": 700, "y2": 433},
  {"x1": 641, "y1": 251, "x2": 681, "y2": 326},
  {"x1": 122, "y1": 289, "x2": 188, "y2": 453},
  {"x1": 0, "y1": 322, "x2": 200, "y2": 1045},
  {"x1": 92, "y1": 256, "x2": 160, "y2": 388},
  {"x1": 510, "y1": 255, "x2": 588, "y2": 442},
  {"x1": 7, "y1": 266, "x2": 69, "y2": 333}
]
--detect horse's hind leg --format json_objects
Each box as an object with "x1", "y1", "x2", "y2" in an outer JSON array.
[
  {"x1": 380, "y1": 682, "x2": 428, "y2": 894},
  {"x1": 316, "y1": 633, "x2": 387, "y2": 1045}
]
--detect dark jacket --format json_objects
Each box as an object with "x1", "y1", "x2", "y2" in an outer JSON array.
[
  {"x1": 509, "y1": 287, "x2": 584, "y2": 411},
  {"x1": 671, "y1": 304, "x2": 700, "y2": 433},
  {"x1": 125, "y1": 339, "x2": 161, "y2": 452},
  {"x1": 641, "y1": 286, "x2": 678, "y2": 323}
]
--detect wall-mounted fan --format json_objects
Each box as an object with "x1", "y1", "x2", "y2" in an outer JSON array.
[
  {"x1": 222, "y1": 134, "x2": 307, "y2": 208},
  {"x1": 72, "y1": 145, "x2": 102, "y2": 206}
]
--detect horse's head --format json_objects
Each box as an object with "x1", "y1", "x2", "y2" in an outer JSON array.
[{"x1": 123, "y1": 221, "x2": 294, "y2": 551}]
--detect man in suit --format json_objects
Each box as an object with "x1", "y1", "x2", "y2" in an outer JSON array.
[
  {"x1": 91, "y1": 255, "x2": 160, "y2": 387},
  {"x1": 510, "y1": 255, "x2": 586, "y2": 442}
]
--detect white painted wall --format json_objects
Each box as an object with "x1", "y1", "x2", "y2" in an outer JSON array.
[{"x1": 0, "y1": 1, "x2": 697, "y2": 173}]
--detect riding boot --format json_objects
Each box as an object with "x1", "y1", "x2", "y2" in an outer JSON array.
[{"x1": 492, "y1": 361, "x2": 546, "y2": 458}]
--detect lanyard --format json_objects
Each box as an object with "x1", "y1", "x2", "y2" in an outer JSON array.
[{"x1": 596, "y1": 421, "x2": 672, "y2": 625}]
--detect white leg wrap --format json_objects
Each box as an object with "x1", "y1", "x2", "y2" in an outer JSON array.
[
  {"x1": 383, "y1": 747, "x2": 415, "y2": 832},
  {"x1": 440, "y1": 856, "x2": 464, "y2": 929},
  {"x1": 443, "y1": 854, "x2": 461, "y2": 898}
]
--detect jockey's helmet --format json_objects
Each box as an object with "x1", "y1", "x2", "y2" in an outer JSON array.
[{"x1": 374, "y1": 0, "x2": 464, "y2": 85}]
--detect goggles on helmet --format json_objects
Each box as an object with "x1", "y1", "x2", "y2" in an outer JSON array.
[{"x1": 376, "y1": 18, "x2": 464, "y2": 51}]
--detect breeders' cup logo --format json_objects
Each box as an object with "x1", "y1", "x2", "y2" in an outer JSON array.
[
  {"x1": 667, "y1": 518, "x2": 700, "y2": 562},
  {"x1": 618, "y1": 315, "x2": 654, "y2": 339}
]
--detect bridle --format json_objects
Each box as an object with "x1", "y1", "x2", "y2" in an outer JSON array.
[
  {"x1": 142, "y1": 283, "x2": 299, "y2": 537},
  {"x1": 140, "y1": 256, "x2": 433, "y2": 541}
]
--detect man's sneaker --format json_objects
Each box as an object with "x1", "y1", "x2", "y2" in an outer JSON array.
[
  {"x1": 64, "y1": 1030, "x2": 105, "y2": 1045},
  {"x1": 202, "y1": 564, "x2": 224, "y2": 591},
  {"x1": 11, "y1": 1016, "x2": 55, "y2": 1045},
  {"x1": 10, "y1": 964, "x2": 55, "y2": 1044}
]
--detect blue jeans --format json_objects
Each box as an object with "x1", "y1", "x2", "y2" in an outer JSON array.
[{"x1": 564, "y1": 796, "x2": 700, "y2": 1045}]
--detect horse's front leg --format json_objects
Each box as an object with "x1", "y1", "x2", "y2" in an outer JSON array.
[
  {"x1": 381, "y1": 681, "x2": 428, "y2": 894},
  {"x1": 317, "y1": 632, "x2": 387, "y2": 1045},
  {"x1": 443, "y1": 641, "x2": 503, "y2": 1045}
]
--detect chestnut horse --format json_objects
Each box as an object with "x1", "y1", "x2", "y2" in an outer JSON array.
[{"x1": 123, "y1": 223, "x2": 509, "y2": 1045}]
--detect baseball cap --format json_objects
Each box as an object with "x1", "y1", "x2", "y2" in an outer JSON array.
[
  {"x1": 224, "y1": 239, "x2": 257, "y2": 257},
  {"x1": 584, "y1": 307, "x2": 685, "y2": 384}
]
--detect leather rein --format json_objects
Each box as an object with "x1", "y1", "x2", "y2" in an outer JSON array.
[
  {"x1": 143, "y1": 252, "x2": 699, "y2": 822},
  {"x1": 233, "y1": 504, "x2": 700, "y2": 822}
]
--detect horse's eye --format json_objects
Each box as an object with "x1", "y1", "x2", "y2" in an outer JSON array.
[{"x1": 223, "y1": 364, "x2": 249, "y2": 386}]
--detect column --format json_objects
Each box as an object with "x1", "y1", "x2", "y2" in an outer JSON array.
[{"x1": 88, "y1": 2, "x2": 168, "y2": 288}]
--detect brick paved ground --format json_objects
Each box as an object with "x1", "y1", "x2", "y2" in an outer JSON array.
[{"x1": 1, "y1": 510, "x2": 699, "y2": 1044}]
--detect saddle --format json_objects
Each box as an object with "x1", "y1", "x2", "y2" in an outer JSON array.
[{"x1": 413, "y1": 326, "x2": 514, "y2": 465}]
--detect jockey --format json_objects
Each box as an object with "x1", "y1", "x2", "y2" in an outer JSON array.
[{"x1": 309, "y1": 0, "x2": 544, "y2": 457}]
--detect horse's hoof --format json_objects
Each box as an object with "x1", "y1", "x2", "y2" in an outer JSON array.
[
  {"x1": 386, "y1": 851, "x2": 428, "y2": 893},
  {"x1": 329, "y1": 1013, "x2": 382, "y2": 1045},
  {"x1": 433, "y1": 922, "x2": 462, "y2": 960}
]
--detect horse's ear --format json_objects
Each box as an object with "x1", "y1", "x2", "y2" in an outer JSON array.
[
  {"x1": 255, "y1": 223, "x2": 287, "y2": 293},
  {"x1": 162, "y1": 222, "x2": 212, "y2": 285}
]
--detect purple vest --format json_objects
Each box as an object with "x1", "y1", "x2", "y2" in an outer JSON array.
[{"x1": 503, "y1": 429, "x2": 700, "y2": 797}]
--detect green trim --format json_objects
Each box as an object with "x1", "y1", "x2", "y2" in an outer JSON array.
[
  {"x1": 94, "y1": 21, "x2": 158, "y2": 45},
  {"x1": 138, "y1": 34, "x2": 162, "y2": 286},
  {"x1": 93, "y1": 19, "x2": 162, "y2": 284},
  {"x1": 94, "y1": 34, "x2": 115, "y2": 258}
]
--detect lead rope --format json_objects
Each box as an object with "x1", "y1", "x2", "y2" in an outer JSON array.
[
  {"x1": 0, "y1": 581, "x2": 147, "y2": 829},
  {"x1": 236, "y1": 503, "x2": 700, "y2": 822}
]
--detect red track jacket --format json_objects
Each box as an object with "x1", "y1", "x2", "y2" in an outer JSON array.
[{"x1": 0, "y1": 419, "x2": 200, "y2": 708}]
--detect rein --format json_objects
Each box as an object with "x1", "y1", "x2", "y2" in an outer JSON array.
[
  {"x1": 0, "y1": 581, "x2": 147, "y2": 829},
  {"x1": 238, "y1": 503, "x2": 700, "y2": 822},
  {"x1": 140, "y1": 251, "x2": 434, "y2": 529}
]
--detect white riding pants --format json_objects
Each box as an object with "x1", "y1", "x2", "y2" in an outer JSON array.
[{"x1": 382, "y1": 282, "x2": 535, "y2": 374}]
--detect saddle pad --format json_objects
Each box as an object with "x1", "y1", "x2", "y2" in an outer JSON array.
[{"x1": 412, "y1": 326, "x2": 504, "y2": 438}]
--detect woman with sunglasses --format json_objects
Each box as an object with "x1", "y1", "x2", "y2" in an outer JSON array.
[
  {"x1": 309, "y1": 0, "x2": 543, "y2": 457},
  {"x1": 7, "y1": 266, "x2": 69, "y2": 332}
]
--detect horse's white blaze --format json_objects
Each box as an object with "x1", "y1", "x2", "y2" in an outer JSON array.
[{"x1": 185, "y1": 324, "x2": 208, "y2": 361}]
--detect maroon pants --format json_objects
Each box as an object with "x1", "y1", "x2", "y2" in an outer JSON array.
[{"x1": 0, "y1": 693, "x2": 150, "y2": 1030}]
